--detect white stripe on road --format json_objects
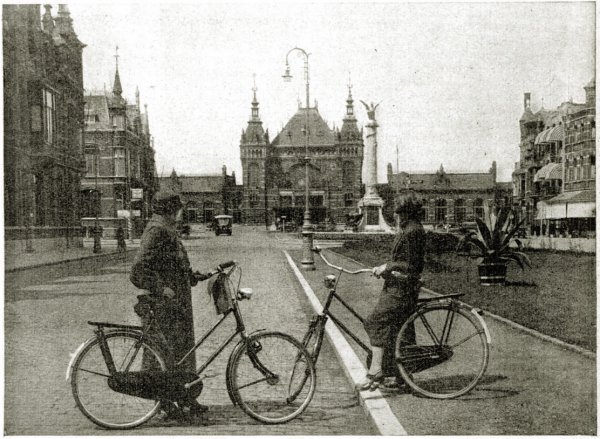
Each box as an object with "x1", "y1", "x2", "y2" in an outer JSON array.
[{"x1": 284, "y1": 250, "x2": 408, "y2": 436}]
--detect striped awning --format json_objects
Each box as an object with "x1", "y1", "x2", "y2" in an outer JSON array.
[
  {"x1": 534, "y1": 125, "x2": 564, "y2": 144},
  {"x1": 533, "y1": 163, "x2": 562, "y2": 182}
]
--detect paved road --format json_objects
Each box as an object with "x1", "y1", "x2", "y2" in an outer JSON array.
[
  {"x1": 4, "y1": 226, "x2": 374, "y2": 435},
  {"x1": 292, "y1": 248, "x2": 596, "y2": 435}
]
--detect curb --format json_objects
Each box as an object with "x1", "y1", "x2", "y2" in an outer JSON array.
[
  {"x1": 332, "y1": 250, "x2": 596, "y2": 361},
  {"x1": 5, "y1": 249, "x2": 135, "y2": 273},
  {"x1": 284, "y1": 250, "x2": 408, "y2": 436}
]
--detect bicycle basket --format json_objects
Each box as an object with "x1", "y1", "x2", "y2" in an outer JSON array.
[{"x1": 207, "y1": 272, "x2": 233, "y2": 315}]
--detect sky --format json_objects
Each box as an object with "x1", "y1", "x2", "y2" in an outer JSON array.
[{"x1": 67, "y1": 1, "x2": 595, "y2": 183}]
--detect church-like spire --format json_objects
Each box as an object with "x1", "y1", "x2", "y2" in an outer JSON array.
[
  {"x1": 340, "y1": 73, "x2": 360, "y2": 141},
  {"x1": 345, "y1": 73, "x2": 355, "y2": 119},
  {"x1": 250, "y1": 73, "x2": 260, "y2": 121},
  {"x1": 113, "y1": 45, "x2": 123, "y2": 97}
]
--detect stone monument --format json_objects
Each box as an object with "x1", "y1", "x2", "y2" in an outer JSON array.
[{"x1": 357, "y1": 101, "x2": 395, "y2": 233}]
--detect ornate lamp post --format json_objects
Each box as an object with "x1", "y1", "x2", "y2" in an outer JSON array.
[{"x1": 283, "y1": 47, "x2": 315, "y2": 270}]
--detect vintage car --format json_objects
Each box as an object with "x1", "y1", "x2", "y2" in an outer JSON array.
[{"x1": 213, "y1": 215, "x2": 233, "y2": 236}]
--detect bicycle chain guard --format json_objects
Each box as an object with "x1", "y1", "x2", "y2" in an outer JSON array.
[{"x1": 107, "y1": 370, "x2": 203, "y2": 402}]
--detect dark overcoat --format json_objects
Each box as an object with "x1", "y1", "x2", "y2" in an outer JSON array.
[
  {"x1": 364, "y1": 220, "x2": 426, "y2": 376},
  {"x1": 130, "y1": 214, "x2": 196, "y2": 372}
]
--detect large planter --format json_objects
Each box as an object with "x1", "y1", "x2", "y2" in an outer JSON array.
[{"x1": 478, "y1": 262, "x2": 507, "y2": 286}]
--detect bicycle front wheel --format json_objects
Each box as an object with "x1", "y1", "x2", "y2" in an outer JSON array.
[
  {"x1": 288, "y1": 318, "x2": 325, "y2": 402},
  {"x1": 70, "y1": 332, "x2": 166, "y2": 429},
  {"x1": 229, "y1": 331, "x2": 316, "y2": 424},
  {"x1": 395, "y1": 304, "x2": 489, "y2": 399}
]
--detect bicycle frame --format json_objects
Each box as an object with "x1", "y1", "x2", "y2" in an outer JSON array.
[
  {"x1": 85, "y1": 266, "x2": 276, "y2": 391},
  {"x1": 319, "y1": 271, "x2": 373, "y2": 357}
]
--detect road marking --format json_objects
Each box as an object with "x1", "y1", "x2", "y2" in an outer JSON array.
[{"x1": 284, "y1": 250, "x2": 408, "y2": 436}]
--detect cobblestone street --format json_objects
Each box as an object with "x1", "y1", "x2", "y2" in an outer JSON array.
[{"x1": 4, "y1": 227, "x2": 374, "y2": 435}]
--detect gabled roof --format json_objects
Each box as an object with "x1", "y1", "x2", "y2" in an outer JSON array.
[
  {"x1": 390, "y1": 170, "x2": 495, "y2": 191},
  {"x1": 160, "y1": 175, "x2": 224, "y2": 193},
  {"x1": 271, "y1": 108, "x2": 335, "y2": 147},
  {"x1": 84, "y1": 95, "x2": 111, "y2": 129}
]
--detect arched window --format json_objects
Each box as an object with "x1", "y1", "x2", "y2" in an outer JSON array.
[
  {"x1": 473, "y1": 198, "x2": 484, "y2": 219},
  {"x1": 454, "y1": 198, "x2": 466, "y2": 223},
  {"x1": 247, "y1": 163, "x2": 260, "y2": 188},
  {"x1": 435, "y1": 198, "x2": 447, "y2": 223}
]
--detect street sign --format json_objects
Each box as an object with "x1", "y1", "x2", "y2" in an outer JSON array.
[{"x1": 131, "y1": 188, "x2": 143, "y2": 199}]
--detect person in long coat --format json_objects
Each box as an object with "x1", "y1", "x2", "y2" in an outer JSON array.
[
  {"x1": 130, "y1": 189, "x2": 204, "y2": 417},
  {"x1": 358, "y1": 193, "x2": 426, "y2": 391}
]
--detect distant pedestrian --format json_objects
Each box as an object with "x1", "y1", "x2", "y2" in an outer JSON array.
[{"x1": 115, "y1": 226, "x2": 126, "y2": 253}]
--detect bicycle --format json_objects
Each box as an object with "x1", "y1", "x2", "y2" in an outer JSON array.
[
  {"x1": 66, "y1": 260, "x2": 316, "y2": 429},
  {"x1": 290, "y1": 247, "x2": 491, "y2": 400}
]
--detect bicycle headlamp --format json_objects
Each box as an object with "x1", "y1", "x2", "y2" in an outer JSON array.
[{"x1": 323, "y1": 274, "x2": 336, "y2": 289}]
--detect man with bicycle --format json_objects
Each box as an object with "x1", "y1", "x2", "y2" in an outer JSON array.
[
  {"x1": 130, "y1": 189, "x2": 208, "y2": 420},
  {"x1": 359, "y1": 193, "x2": 426, "y2": 391}
]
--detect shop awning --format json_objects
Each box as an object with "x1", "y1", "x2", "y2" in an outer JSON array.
[
  {"x1": 540, "y1": 190, "x2": 597, "y2": 219},
  {"x1": 533, "y1": 163, "x2": 562, "y2": 182},
  {"x1": 567, "y1": 202, "x2": 595, "y2": 218},
  {"x1": 534, "y1": 125, "x2": 564, "y2": 144}
]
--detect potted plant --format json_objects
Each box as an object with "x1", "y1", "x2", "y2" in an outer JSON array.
[{"x1": 456, "y1": 206, "x2": 531, "y2": 285}]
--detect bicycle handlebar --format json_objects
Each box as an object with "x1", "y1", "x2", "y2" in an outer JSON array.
[
  {"x1": 193, "y1": 260, "x2": 237, "y2": 282},
  {"x1": 312, "y1": 246, "x2": 408, "y2": 279}
]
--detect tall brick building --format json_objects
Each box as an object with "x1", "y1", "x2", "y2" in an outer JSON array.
[
  {"x1": 4, "y1": 4, "x2": 85, "y2": 245},
  {"x1": 240, "y1": 86, "x2": 364, "y2": 226},
  {"x1": 385, "y1": 162, "x2": 511, "y2": 227},
  {"x1": 80, "y1": 61, "x2": 157, "y2": 239},
  {"x1": 513, "y1": 80, "x2": 595, "y2": 237}
]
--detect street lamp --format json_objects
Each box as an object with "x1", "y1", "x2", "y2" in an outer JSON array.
[{"x1": 283, "y1": 47, "x2": 315, "y2": 270}]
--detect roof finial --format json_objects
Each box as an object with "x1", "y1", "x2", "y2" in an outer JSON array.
[
  {"x1": 114, "y1": 45, "x2": 119, "y2": 70},
  {"x1": 112, "y1": 45, "x2": 123, "y2": 97},
  {"x1": 252, "y1": 73, "x2": 257, "y2": 101},
  {"x1": 347, "y1": 71, "x2": 353, "y2": 97}
]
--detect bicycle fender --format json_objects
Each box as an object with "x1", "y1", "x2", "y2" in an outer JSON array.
[
  {"x1": 66, "y1": 329, "x2": 145, "y2": 383},
  {"x1": 471, "y1": 308, "x2": 492, "y2": 344},
  {"x1": 66, "y1": 340, "x2": 87, "y2": 383},
  {"x1": 225, "y1": 329, "x2": 267, "y2": 404}
]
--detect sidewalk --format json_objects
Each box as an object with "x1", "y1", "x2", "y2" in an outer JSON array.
[
  {"x1": 5, "y1": 240, "x2": 139, "y2": 272},
  {"x1": 286, "y1": 248, "x2": 596, "y2": 435}
]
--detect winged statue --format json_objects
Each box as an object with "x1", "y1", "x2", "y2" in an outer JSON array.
[{"x1": 359, "y1": 100, "x2": 381, "y2": 121}]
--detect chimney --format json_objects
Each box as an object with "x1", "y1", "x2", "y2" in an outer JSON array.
[
  {"x1": 56, "y1": 4, "x2": 73, "y2": 34},
  {"x1": 42, "y1": 4, "x2": 54, "y2": 33},
  {"x1": 222, "y1": 165, "x2": 227, "y2": 176},
  {"x1": 524, "y1": 92, "x2": 531, "y2": 110}
]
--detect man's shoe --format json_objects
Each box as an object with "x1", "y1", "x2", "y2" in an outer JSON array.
[
  {"x1": 355, "y1": 371, "x2": 384, "y2": 391},
  {"x1": 380, "y1": 377, "x2": 412, "y2": 394}
]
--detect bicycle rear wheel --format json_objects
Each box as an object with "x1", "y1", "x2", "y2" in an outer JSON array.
[
  {"x1": 229, "y1": 331, "x2": 316, "y2": 424},
  {"x1": 395, "y1": 304, "x2": 489, "y2": 399},
  {"x1": 70, "y1": 332, "x2": 166, "y2": 429}
]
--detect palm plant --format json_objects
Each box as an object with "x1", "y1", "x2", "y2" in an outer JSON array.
[{"x1": 457, "y1": 205, "x2": 531, "y2": 284}]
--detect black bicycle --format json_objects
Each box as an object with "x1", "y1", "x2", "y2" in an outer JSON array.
[
  {"x1": 290, "y1": 247, "x2": 491, "y2": 400},
  {"x1": 67, "y1": 261, "x2": 316, "y2": 429}
]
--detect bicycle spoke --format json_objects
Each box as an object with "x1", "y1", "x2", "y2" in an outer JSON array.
[
  {"x1": 77, "y1": 367, "x2": 112, "y2": 379},
  {"x1": 449, "y1": 330, "x2": 484, "y2": 349},
  {"x1": 236, "y1": 376, "x2": 274, "y2": 390}
]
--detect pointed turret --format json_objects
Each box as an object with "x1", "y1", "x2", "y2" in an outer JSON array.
[
  {"x1": 340, "y1": 79, "x2": 360, "y2": 140},
  {"x1": 55, "y1": 4, "x2": 74, "y2": 34},
  {"x1": 244, "y1": 81, "x2": 265, "y2": 144}
]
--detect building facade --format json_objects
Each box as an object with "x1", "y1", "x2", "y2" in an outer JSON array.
[
  {"x1": 4, "y1": 4, "x2": 85, "y2": 246},
  {"x1": 240, "y1": 86, "x2": 364, "y2": 226},
  {"x1": 513, "y1": 80, "x2": 595, "y2": 237},
  {"x1": 159, "y1": 167, "x2": 242, "y2": 224},
  {"x1": 385, "y1": 162, "x2": 511, "y2": 227},
  {"x1": 80, "y1": 63, "x2": 157, "y2": 238}
]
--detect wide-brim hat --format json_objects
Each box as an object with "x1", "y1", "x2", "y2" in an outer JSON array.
[{"x1": 153, "y1": 189, "x2": 182, "y2": 214}]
